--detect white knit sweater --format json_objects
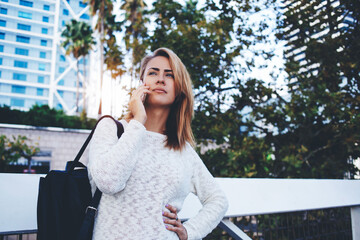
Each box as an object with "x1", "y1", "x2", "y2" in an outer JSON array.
[{"x1": 88, "y1": 118, "x2": 228, "y2": 240}]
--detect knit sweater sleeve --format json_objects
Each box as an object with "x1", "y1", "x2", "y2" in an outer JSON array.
[
  {"x1": 88, "y1": 118, "x2": 146, "y2": 195},
  {"x1": 182, "y1": 146, "x2": 229, "y2": 240}
]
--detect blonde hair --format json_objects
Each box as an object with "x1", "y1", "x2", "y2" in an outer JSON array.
[{"x1": 127, "y1": 47, "x2": 195, "y2": 150}]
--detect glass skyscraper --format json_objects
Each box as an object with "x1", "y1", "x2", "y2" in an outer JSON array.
[
  {"x1": 0, "y1": 0, "x2": 92, "y2": 114},
  {"x1": 282, "y1": 0, "x2": 354, "y2": 76}
]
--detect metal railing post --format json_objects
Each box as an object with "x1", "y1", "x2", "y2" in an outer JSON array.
[
  {"x1": 351, "y1": 206, "x2": 360, "y2": 240},
  {"x1": 219, "y1": 218, "x2": 252, "y2": 240}
]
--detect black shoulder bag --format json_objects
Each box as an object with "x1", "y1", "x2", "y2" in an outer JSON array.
[{"x1": 37, "y1": 115, "x2": 124, "y2": 240}]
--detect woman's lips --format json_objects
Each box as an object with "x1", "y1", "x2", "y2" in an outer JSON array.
[{"x1": 153, "y1": 88, "x2": 167, "y2": 93}]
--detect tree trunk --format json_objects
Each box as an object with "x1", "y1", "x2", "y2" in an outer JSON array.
[
  {"x1": 98, "y1": 1, "x2": 105, "y2": 116},
  {"x1": 110, "y1": 72, "x2": 113, "y2": 116},
  {"x1": 76, "y1": 60, "x2": 80, "y2": 113},
  {"x1": 83, "y1": 57, "x2": 86, "y2": 113},
  {"x1": 27, "y1": 158, "x2": 31, "y2": 173}
]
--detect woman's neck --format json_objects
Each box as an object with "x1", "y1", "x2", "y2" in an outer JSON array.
[{"x1": 144, "y1": 107, "x2": 170, "y2": 134}]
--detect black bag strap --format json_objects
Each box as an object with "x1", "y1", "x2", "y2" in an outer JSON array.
[
  {"x1": 77, "y1": 115, "x2": 124, "y2": 240},
  {"x1": 77, "y1": 189, "x2": 102, "y2": 240},
  {"x1": 69, "y1": 115, "x2": 124, "y2": 173}
]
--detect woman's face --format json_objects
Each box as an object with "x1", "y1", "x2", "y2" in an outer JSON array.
[{"x1": 143, "y1": 56, "x2": 176, "y2": 108}]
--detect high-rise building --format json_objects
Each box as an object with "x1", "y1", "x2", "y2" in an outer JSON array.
[
  {"x1": 282, "y1": 0, "x2": 354, "y2": 77},
  {"x1": 0, "y1": 0, "x2": 92, "y2": 114}
]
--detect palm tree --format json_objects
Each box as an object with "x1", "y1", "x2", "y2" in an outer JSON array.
[
  {"x1": 61, "y1": 19, "x2": 95, "y2": 113},
  {"x1": 78, "y1": 26, "x2": 96, "y2": 114},
  {"x1": 120, "y1": 0, "x2": 148, "y2": 89},
  {"x1": 85, "y1": 0, "x2": 114, "y2": 116},
  {"x1": 104, "y1": 36, "x2": 125, "y2": 115}
]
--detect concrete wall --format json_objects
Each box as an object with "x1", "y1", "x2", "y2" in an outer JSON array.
[{"x1": 0, "y1": 123, "x2": 91, "y2": 170}]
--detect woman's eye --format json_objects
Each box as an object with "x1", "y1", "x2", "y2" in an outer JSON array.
[
  {"x1": 166, "y1": 74, "x2": 174, "y2": 78},
  {"x1": 149, "y1": 72, "x2": 157, "y2": 76}
]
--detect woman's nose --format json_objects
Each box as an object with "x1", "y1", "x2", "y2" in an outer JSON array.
[{"x1": 157, "y1": 74, "x2": 165, "y2": 84}]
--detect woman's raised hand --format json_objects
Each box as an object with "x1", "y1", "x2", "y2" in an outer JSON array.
[
  {"x1": 128, "y1": 85, "x2": 151, "y2": 125},
  {"x1": 163, "y1": 204, "x2": 188, "y2": 240}
]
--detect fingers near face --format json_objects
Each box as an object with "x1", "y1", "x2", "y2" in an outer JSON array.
[{"x1": 134, "y1": 86, "x2": 150, "y2": 97}]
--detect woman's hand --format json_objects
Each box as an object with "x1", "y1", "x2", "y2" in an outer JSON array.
[
  {"x1": 128, "y1": 85, "x2": 151, "y2": 125},
  {"x1": 163, "y1": 204, "x2": 188, "y2": 240}
]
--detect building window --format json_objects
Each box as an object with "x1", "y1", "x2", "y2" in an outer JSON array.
[
  {"x1": 1, "y1": 0, "x2": 8, "y2": 2},
  {"x1": 37, "y1": 88, "x2": 44, "y2": 96},
  {"x1": 0, "y1": 19, "x2": 6, "y2": 27},
  {"x1": 58, "y1": 79, "x2": 64, "y2": 85},
  {"x1": 62, "y1": 20, "x2": 66, "y2": 26},
  {"x1": 18, "y1": 11, "x2": 32, "y2": 19},
  {"x1": 42, "y1": 28, "x2": 48, "y2": 34},
  {"x1": 40, "y1": 39, "x2": 47, "y2": 46},
  {"x1": 80, "y1": 13, "x2": 89, "y2": 20},
  {"x1": 16, "y1": 35, "x2": 30, "y2": 43},
  {"x1": 63, "y1": 9, "x2": 69, "y2": 16},
  {"x1": 0, "y1": 32, "x2": 4, "y2": 40},
  {"x1": 12, "y1": 85, "x2": 26, "y2": 94},
  {"x1": 38, "y1": 63, "x2": 46, "y2": 71},
  {"x1": 79, "y1": 1, "x2": 87, "y2": 7},
  {"x1": 19, "y1": 0, "x2": 33, "y2": 7},
  {"x1": 38, "y1": 76, "x2": 44, "y2": 83},
  {"x1": 43, "y1": 5, "x2": 50, "y2": 11},
  {"x1": 60, "y1": 55, "x2": 66, "y2": 62},
  {"x1": 42, "y1": 16, "x2": 49, "y2": 23},
  {"x1": 0, "y1": 58, "x2": 2, "y2": 65},
  {"x1": 13, "y1": 73, "x2": 27, "y2": 81},
  {"x1": 0, "y1": 45, "x2": 3, "y2": 52},
  {"x1": 0, "y1": 71, "x2": 1, "y2": 78},
  {"x1": 36, "y1": 100, "x2": 46, "y2": 106},
  {"x1": 39, "y1": 52, "x2": 46, "y2": 58},
  {"x1": 11, "y1": 98, "x2": 25, "y2": 107},
  {"x1": 59, "y1": 67, "x2": 65, "y2": 73},
  {"x1": 58, "y1": 90, "x2": 64, "y2": 97},
  {"x1": 79, "y1": 58, "x2": 87, "y2": 64},
  {"x1": 14, "y1": 60, "x2": 28, "y2": 68},
  {"x1": 15, "y1": 48, "x2": 29, "y2": 56},
  {"x1": 0, "y1": 8, "x2": 7, "y2": 15},
  {"x1": 17, "y1": 23, "x2": 31, "y2": 31}
]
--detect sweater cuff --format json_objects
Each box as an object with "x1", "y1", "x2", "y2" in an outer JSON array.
[{"x1": 183, "y1": 222, "x2": 197, "y2": 240}]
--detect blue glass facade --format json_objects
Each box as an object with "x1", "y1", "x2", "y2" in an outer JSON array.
[{"x1": 0, "y1": 0, "x2": 91, "y2": 112}]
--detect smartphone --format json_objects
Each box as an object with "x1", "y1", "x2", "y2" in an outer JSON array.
[
  {"x1": 142, "y1": 82, "x2": 147, "y2": 103},
  {"x1": 142, "y1": 93, "x2": 147, "y2": 103}
]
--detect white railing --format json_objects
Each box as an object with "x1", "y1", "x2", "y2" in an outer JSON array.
[{"x1": 1, "y1": 174, "x2": 359, "y2": 239}]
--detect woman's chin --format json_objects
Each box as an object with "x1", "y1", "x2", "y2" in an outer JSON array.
[{"x1": 146, "y1": 97, "x2": 175, "y2": 108}]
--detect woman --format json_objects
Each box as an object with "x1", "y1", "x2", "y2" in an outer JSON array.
[{"x1": 88, "y1": 48, "x2": 228, "y2": 240}]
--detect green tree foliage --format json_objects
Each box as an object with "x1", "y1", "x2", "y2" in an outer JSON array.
[
  {"x1": 61, "y1": 19, "x2": 95, "y2": 113},
  {"x1": 114, "y1": 0, "x2": 358, "y2": 179},
  {"x1": 255, "y1": 0, "x2": 360, "y2": 178},
  {"x1": 0, "y1": 135, "x2": 39, "y2": 172},
  {"x1": 0, "y1": 135, "x2": 17, "y2": 172},
  {"x1": 143, "y1": 0, "x2": 278, "y2": 178},
  {"x1": 0, "y1": 105, "x2": 97, "y2": 129},
  {"x1": 120, "y1": 0, "x2": 149, "y2": 86}
]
